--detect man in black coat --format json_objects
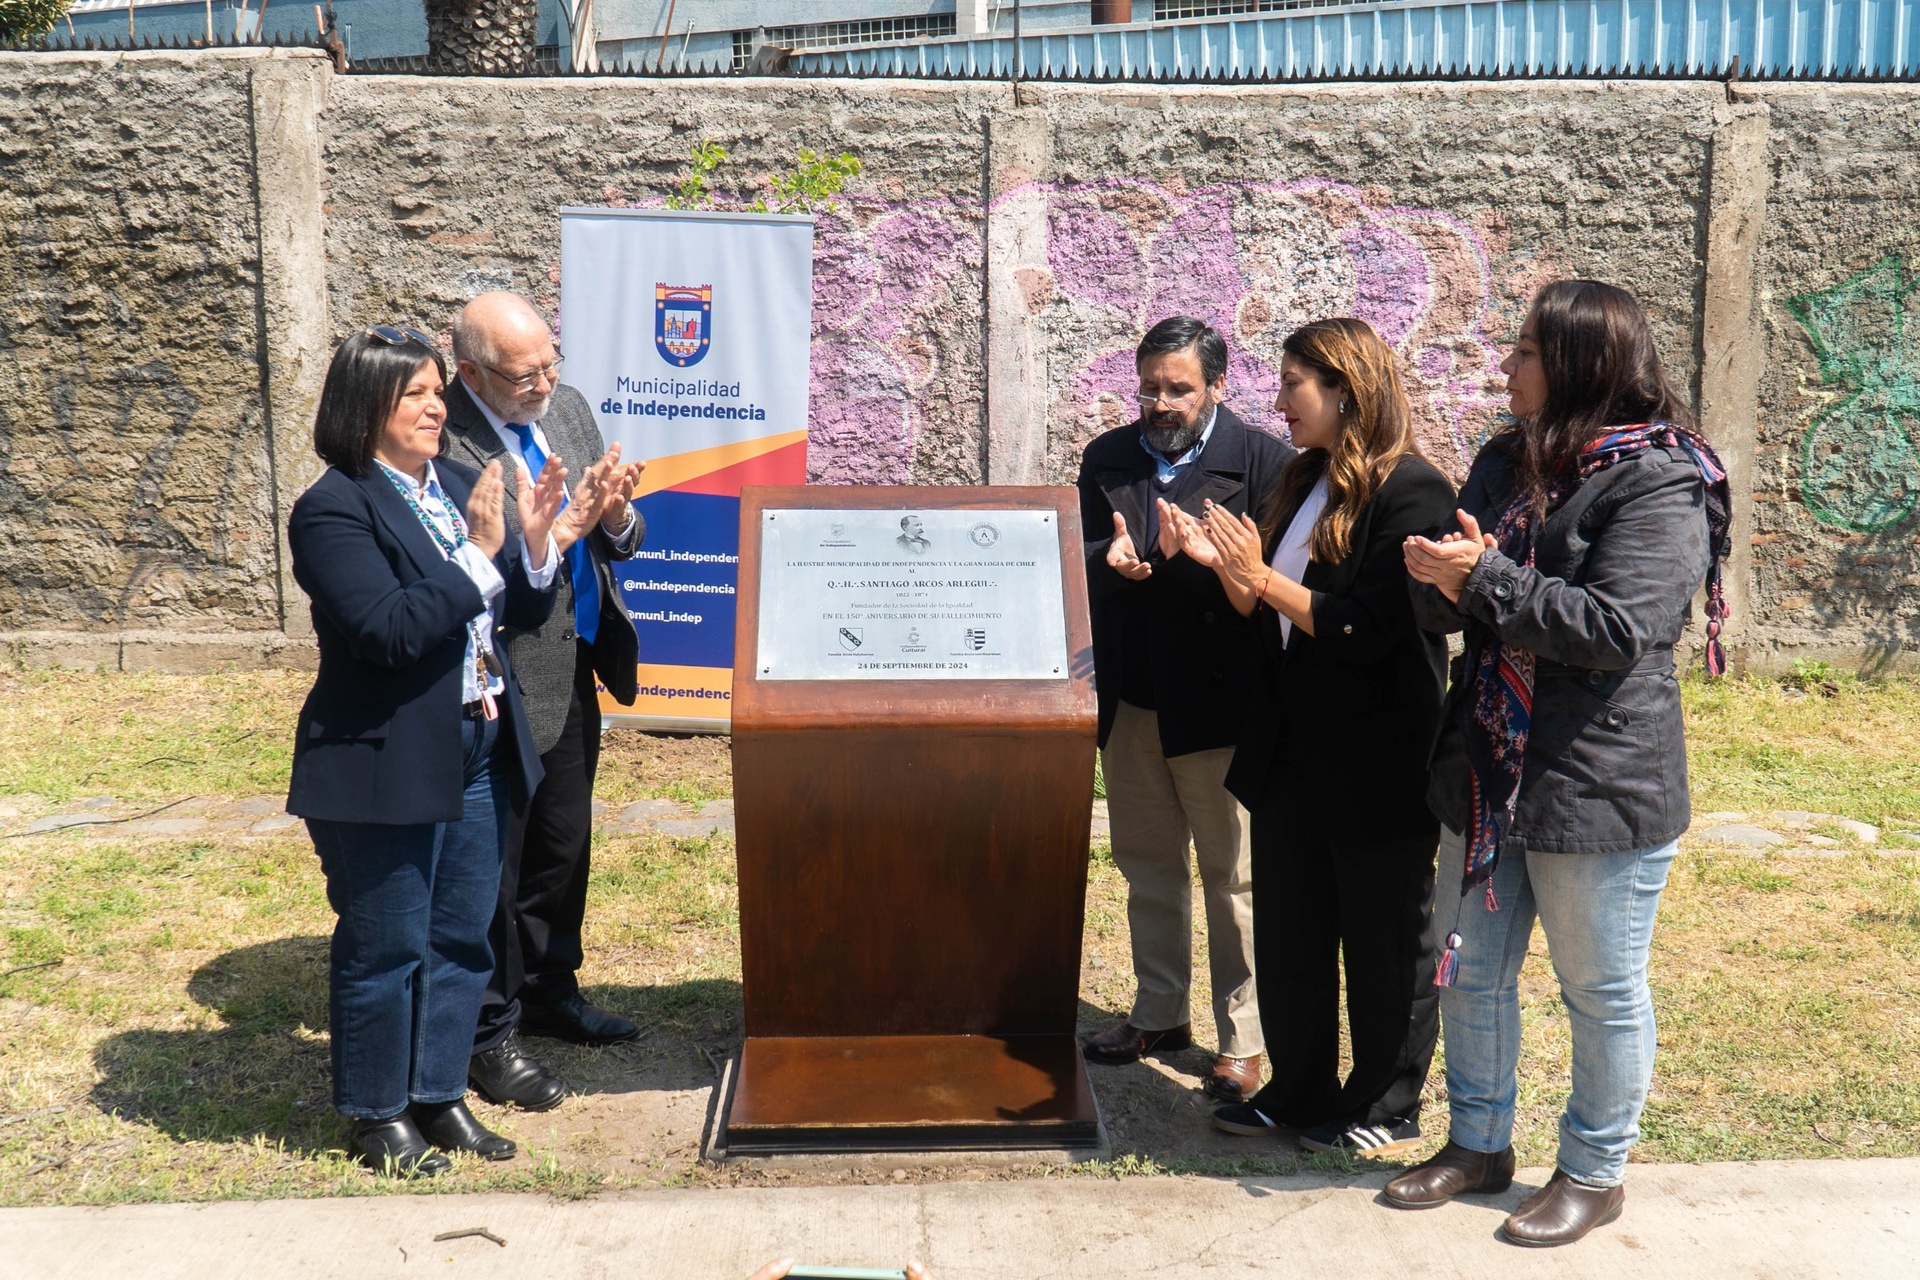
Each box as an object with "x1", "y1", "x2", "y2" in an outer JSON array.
[
  {"x1": 440, "y1": 293, "x2": 647, "y2": 1111},
  {"x1": 1076, "y1": 316, "x2": 1295, "y2": 1103}
]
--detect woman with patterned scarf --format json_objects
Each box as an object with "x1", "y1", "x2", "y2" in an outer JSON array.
[{"x1": 1391, "y1": 281, "x2": 1732, "y2": 1247}]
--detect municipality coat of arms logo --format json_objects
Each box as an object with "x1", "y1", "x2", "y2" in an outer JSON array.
[{"x1": 655, "y1": 284, "x2": 712, "y2": 367}]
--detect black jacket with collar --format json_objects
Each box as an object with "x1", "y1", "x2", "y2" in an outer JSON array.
[
  {"x1": 285, "y1": 459, "x2": 555, "y2": 825},
  {"x1": 1413, "y1": 433, "x2": 1711, "y2": 854},
  {"x1": 439, "y1": 379, "x2": 644, "y2": 755},
  {"x1": 1223, "y1": 452, "x2": 1457, "y2": 834},
  {"x1": 1077, "y1": 406, "x2": 1295, "y2": 758}
]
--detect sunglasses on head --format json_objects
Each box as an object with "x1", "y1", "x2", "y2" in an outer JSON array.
[{"x1": 365, "y1": 324, "x2": 436, "y2": 348}]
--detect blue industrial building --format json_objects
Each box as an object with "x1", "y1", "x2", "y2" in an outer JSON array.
[{"x1": 48, "y1": 0, "x2": 1920, "y2": 75}]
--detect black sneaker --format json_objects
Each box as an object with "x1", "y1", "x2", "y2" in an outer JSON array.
[
  {"x1": 1298, "y1": 1116, "x2": 1422, "y2": 1158},
  {"x1": 1213, "y1": 1102, "x2": 1292, "y2": 1137}
]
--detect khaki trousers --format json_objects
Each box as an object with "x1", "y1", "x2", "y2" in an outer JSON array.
[{"x1": 1101, "y1": 700, "x2": 1262, "y2": 1058}]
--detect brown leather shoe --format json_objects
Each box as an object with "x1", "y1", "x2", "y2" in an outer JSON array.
[
  {"x1": 1382, "y1": 1140, "x2": 1517, "y2": 1209},
  {"x1": 1501, "y1": 1169, "x2": 1624, "y2": 1247},
  {"x1": 1203, "y1": 1053, "x2": 1261, "y2": 1102},
  {"x1": 1082, "y1": 1020, "x2": 1193, "y2": 1064}
]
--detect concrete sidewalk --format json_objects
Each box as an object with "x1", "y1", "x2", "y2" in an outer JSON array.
[{"x1": 4, "y1": 1158, "x2": 1915, "y2": 1279}]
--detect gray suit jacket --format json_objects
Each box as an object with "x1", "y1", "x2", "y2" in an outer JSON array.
[{"x1": 440, "y1": 379, "x2": 645, "y2": 755}]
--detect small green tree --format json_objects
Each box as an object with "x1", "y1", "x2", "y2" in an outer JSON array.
[
  {"x1": 0, "y1": 0, "x2": 73, "y2": 41},
  {"x1": 755, "y1": 149, "x2": 863, "y2": 215},
  {"x1": 664, "y1": 139, "x2": 730, "y2": 211}
]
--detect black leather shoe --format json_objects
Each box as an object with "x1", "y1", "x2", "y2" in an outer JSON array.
[
  {"x1": 469, "y1": 1032, "x2": 568, "y2": 1111},
  {"x1": 1082, "y1": 1020, "x2": 1193, "y2": 1064},
  {"x1": 1501, "y1": 1169, "x2": 1625, "y2": 1247},
  {"x1": 519, "y1": 993, "x2": 640, "y2": 1046},
  {"x1": 412, "y1": 1097, "x2": 517, "y2": 1161},
  {"x1": 1383, "y1": 1140, "x2": 1517, "y2": 1209},
  {"x1": 350, "y1": 1114, "x2": 450, "y2": 1177}
]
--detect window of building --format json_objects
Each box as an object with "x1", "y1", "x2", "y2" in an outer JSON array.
[
  {"x1": 1154, "y1": 0, "x2": 1357, "y2": 17},
  {"x1": 760, "y1": 13, "x2": 958, "y2": 53},
  {"x1": 732, "y1": 29, "x2": 754, "y2": 70}
]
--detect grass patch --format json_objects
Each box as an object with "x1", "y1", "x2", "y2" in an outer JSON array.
[{"x1": 1, "y1": 668, "x2": 1918, "y2": 1202}]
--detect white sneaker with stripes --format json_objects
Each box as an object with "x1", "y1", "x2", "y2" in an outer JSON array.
[{"x1": 1298, "y1": 1116, "x2": 1423, "y2": 1158}]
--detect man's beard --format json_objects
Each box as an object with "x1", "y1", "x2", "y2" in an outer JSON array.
[
  {"x1": 511, "y1": 392, "x2": 552, "y2": 423},
  {"x1": 1144, "y1": 414, "x2": 1204, "y2": 457}
]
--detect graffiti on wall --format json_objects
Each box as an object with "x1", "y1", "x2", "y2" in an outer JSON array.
[
  {"x1": 1026, "y1": 178, "x2": 1523, "y2": 473},
  {"x1": 1788, "y1": 255, "x2": 1920, "y2": 533},
  {"x1": 564, "y1": 180, "x2": 1536, "y2": 485},
  {"x1": 807, "y1": 198, "x2": 983, "y2": 485}
]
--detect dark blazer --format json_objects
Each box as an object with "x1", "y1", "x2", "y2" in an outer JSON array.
[
  {"x1": 440, "y1": 379, "x2": 644, "y2": 754},
  {"x1": 1413, "y1": 433, "x2": 1711, "y2": 854},
  {"x1": 286, "y1": 460, "x2": 556, "y2": 826},
  {"x1": 1077, "y1": 406, "x2": 1295, "y2": 758},
  {"x1": 1224, "y1": 453, "x2": 1457, "y2": 835}
]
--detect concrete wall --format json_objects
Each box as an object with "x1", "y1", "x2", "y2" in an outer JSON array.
[{"x1": 4, "y1": 48, "x2": 1920, "y2": 672}]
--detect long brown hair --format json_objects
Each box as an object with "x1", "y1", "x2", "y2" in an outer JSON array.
[
  {"x1": 1257, "y1": 318, "x2": 1421, "y2": 563},
  {"x1": 1514, "y1": 280, "x2": 1692, "y2": 500}
]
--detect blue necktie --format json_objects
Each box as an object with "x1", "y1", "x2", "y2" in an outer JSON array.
[{"x1": 507, "y1": 423, "x2": 599, "y2": 645}]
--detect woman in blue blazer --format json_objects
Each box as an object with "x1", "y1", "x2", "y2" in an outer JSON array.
[{"x1": 287, "y1": 327, "x2": 601, "y2": 1175}]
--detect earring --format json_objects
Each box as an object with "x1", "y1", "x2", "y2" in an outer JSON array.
[{"x1": 1339, "y1": 400, "x2": 1348, "y2": 413}]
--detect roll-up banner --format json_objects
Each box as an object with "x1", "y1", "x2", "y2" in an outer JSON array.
[{"x1": 559, "y1": 207, "x2": 816, "y2": 732}]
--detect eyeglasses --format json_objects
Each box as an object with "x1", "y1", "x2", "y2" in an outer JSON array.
[
  {"x1": 483, "y1": 351, "x2": 565, "y2": 394},
  {"x1": 1134, "y1": 389, "x2": 1204, "y2": 410},
  {"x1": 366, "y1": 324, "x2": 436, "y2": 348}
]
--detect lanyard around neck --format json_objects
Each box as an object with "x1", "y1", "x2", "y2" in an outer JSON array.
[{"x1": 381, "y1": 465, "x2": 468, "y2": 560}]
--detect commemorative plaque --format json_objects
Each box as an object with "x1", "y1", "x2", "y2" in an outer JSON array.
[
  {"x1": 755, "y1": 507, "x2": 1069, "y2": 681},
  {"x1": 724, "y1": 486, "x2": 1100, "y2": 1154}
]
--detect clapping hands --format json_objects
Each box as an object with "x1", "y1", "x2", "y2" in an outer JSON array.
[
  {"x1": 1105, "y1": 512, "x2": 1153, "y2": 581},
  {"x1": 1403, "y1": 509, "x2": 1497, "y2": 603}
]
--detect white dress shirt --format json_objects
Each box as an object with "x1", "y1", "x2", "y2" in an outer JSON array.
[{"x1": 376, "y1": 458, "x2": 558, "y2": 703}]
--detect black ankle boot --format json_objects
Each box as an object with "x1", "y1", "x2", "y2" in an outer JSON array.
[
  {"x1": 350, "y1": 1114, "x2": 451, "y2": 1176},
  {"x1": 411, "y1": 1097, "x2": 517, "y2": 1161}
]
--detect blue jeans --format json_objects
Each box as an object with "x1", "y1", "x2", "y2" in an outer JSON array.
[
  {"x1": 1434, "y1": 826, "x2": 1676, "y2": 1186},
  {"x1": 307, "y1": 715, "x2": 508, "y2": 1119}
]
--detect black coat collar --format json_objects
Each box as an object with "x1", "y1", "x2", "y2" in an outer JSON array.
[{"x1": 1096, "y1": 406, "x2": 1255, "y2": 539}]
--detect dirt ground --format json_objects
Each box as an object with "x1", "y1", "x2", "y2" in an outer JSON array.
[{"x1": 481, "y1": 731, "x2": 1327, "y2": 1188}]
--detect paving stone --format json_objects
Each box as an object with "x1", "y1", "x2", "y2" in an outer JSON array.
[
  {"x1": 1831, "y1": 818, "x2": 1880, "y2": 845},
  {"x1": 617, "y1": 798, "x2": 687, "y2": 825},
  {"x1": 1804, "y1": 834, "x2": 1839, "y2": 848},
  {"x1": 696, "y1": 798, "x2": 734, "y2": 817},
  {"x1": 655, "y1": 816, "x2": 735, "y2": 838},
  {"x1": 1773, "y1": 810, "x2": 1814, "y2": 827},
  {"x1": 73, "y1": 795, "x2": 119, "y2": 811},
  {"x1": 1698, "y1": 810, "x2": 1747, "y2": 824},
  {"x1": 25, "y1": 813, "x2": 117, "y2": 833},
  {"x1": 234, "y1": 796, "x2": 284, "y2": 816},
  {"x1": 591, "y1": 798, "x2": 611, "y2": 820},
  {"x1": 119, "y1": 817, "x2": 208, "y2": 836},
  {"x1": 1699, "y1": 824, "x2": 1788, "y2": 848},
  {"x1": 250, "y1": 815, "x2": 302, "y2": 834}
]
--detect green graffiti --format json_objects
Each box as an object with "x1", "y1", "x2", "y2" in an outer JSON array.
[{"x1": 1788, "y1": 255, "x2": 1920, "y2": 532}]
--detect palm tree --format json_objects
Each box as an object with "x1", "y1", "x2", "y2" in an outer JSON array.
[{"x1": 422, "y1": 0, "x2": 538, "y2": 73}]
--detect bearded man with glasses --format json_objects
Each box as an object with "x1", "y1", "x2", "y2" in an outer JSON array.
[
  {"x1": 1076, "y1": 316, "x2": 1294, "y2": 1104},
  {"x1": 441, "y1": 292, "x2": 648, "y2": 1112}
]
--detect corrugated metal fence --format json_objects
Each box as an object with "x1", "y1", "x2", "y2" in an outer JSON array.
[{"x1": 792, "y1": 0, "x2": 1920, "y2": 79}]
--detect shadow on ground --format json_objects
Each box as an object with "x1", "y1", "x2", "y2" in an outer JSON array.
[
  {"x1": 89, "y1": 939, "x2": 744, "y2": 1168},
  {"x1": 90, "y1": 936, "x2": 339, "y2": 1156},
  {"x1": 1074, "y1": 997, "x2": 1304, "y2": 1172}
]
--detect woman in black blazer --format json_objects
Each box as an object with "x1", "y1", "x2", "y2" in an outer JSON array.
[
  {"x1": 1165, "y1": 317, "x2": 1455, "y2": 1156},
  {"x1": 287, "y1": 327, "x2": 600, "y2": 1175}
]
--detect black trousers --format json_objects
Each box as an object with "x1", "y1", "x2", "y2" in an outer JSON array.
[
  {"x1": 475, "y1": 641, "x2": 602, "y2": 1052},
  {"x1": 1247, "y1": 812, "x2": 1442, "y2": 1129}
]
